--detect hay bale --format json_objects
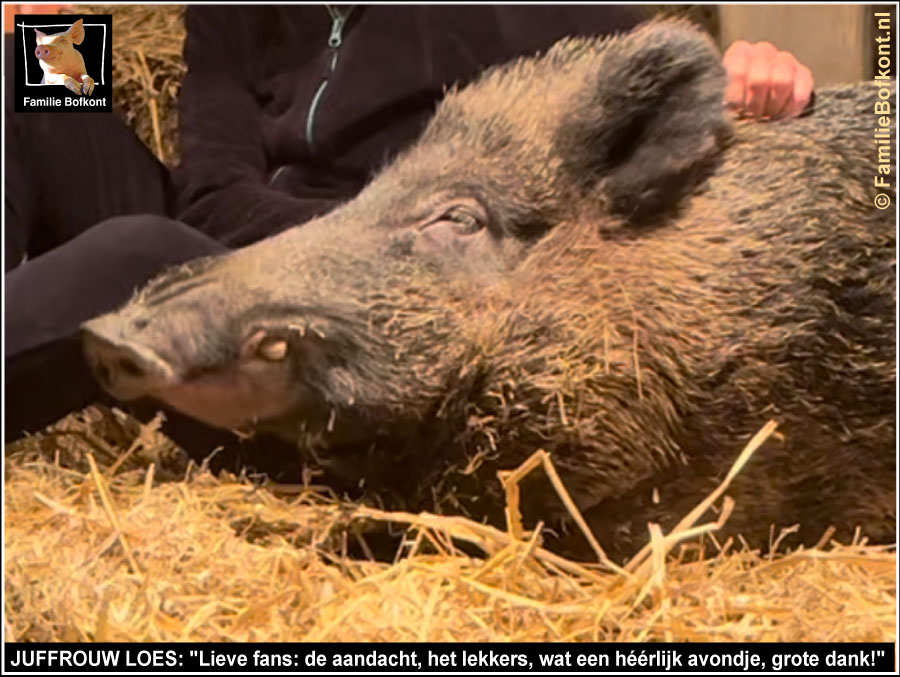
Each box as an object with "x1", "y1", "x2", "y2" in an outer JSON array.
[{"x1": 67, "y1": 4, "x2": 186, "y2": 166}]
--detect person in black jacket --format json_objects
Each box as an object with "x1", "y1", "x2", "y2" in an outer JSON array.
[{"x1": 4, "y1": 6, "x2": 814, "y2": 470}]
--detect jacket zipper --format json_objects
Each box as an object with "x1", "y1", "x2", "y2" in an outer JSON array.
[{"x1": 305, "y1": 5, "x2": 353, "y2": 155}]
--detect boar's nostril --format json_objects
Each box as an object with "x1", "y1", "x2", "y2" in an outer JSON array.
[
  {"x1": 94, "y1": 360, "x2": 112, "y2": 387},
  {"x1": 118, "y1": 357, "x2": 145, "y2": 378}
]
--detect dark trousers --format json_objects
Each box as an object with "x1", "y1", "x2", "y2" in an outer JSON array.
[{"x1": 4, "y1": 37, "x2": 301, "y2": 478}]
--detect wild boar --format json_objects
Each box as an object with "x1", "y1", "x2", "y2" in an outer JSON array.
[
  {"x1": 82, "y1": 20, "x2": 895, "y2": 562},
  {"x1": 34, "y1": 18, "x2": 95, "y2": 96}
]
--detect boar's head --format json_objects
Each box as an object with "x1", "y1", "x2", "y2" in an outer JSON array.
[{"x1": 82, "y1": 20, "x2": 728, "y2": 484}]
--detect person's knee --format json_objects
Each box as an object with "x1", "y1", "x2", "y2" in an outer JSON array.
[
  {"x1": 87, "y1": 214, "x2": 195, "y2": 250},
  {"x1": 86, "y1": 215, "x2": 228, "y2": 266},
  {"x1": 4, "y1": 215, "x2": 227, "y2": 358}
]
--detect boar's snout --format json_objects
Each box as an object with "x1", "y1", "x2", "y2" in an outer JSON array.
[{"x1": 82, "y1": 322, "x2": 176, "y2": 401}]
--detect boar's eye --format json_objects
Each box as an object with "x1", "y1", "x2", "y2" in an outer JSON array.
[
  {"x1": 414, "y1": 200, "x2": 495, "y2": 259},
  {"x1": 432, "y1": 204, "x2": 486, "y2": 235},
  {"x1": 445, "y1": 207, "x2": 482, "y2": 234}
]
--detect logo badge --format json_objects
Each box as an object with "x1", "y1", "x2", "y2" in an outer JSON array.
[{"x1": 14, "y1": 14, "x2": 113, "y2": 113}]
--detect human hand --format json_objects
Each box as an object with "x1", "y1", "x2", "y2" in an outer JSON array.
[{"x1": 723, "y1": 40, "x2": 814, "y2": 120}]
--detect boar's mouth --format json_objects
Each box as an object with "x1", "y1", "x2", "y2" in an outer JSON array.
[
  {"x1": 81, "y1": 306, "x2": 425, "y2": 447},
  {"x1": 81, "y1": 319, "x2": 315, "y2": 434}
]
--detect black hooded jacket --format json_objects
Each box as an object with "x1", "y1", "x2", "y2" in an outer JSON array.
[{"x1": 173, "y1": 5, "x2": 642, "y2": 247}]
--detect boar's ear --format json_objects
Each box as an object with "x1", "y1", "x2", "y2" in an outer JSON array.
[
  {"x1": 68, "y1": 18, "x2": 85, "y2": 45},
  {"x1": 556, "y1": 20, "x2": 730, "y2": 221},
  {"x1": 34, "y1": 28, "x2": 47, "y2": 41}
]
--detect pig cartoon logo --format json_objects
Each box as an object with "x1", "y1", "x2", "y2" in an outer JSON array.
[
  {"x1": 34, "y1": 18, "x2": 95, "y2": 96},
  {"x1": 15, "y1": 13, "x2": 113, "y2": 113}
]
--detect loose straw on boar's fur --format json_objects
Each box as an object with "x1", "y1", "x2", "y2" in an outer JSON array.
[{"x1": 3, "y1": 407, "x2": 896, "y2": 642}]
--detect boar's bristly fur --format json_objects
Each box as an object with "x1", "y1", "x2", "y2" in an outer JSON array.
[{"x1": 82, "y1": 20, "x2": 895, "y2": 562}]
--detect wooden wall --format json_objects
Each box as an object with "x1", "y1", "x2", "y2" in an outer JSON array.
[{"x1": 718, "y1": 5, "x2": 878, "y2": 84}]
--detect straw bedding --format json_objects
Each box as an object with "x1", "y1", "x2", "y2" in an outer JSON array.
[{"x1": 4, "y1": 406, "x2": 895, "y2": 642}]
